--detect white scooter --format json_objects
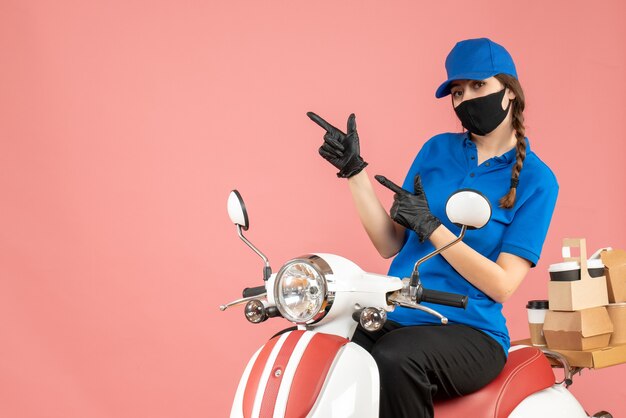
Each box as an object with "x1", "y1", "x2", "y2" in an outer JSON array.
[{"x1": 220, "y1": 188, "x2": 612, "y2": 418}]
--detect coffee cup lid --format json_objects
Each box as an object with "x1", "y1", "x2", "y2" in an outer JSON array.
[
  {"x1": 526, "y1": 300, "x2": 549, "y2": 309},
  {"x1": 548, "y1": 259, "x2": 604, "y2": 272},
  {"x1": 587, "y1": 259, "x2": 604, "y2": 269},
  {"x1": 548, "y1": 261, "x2": 580, "y2": 273}
]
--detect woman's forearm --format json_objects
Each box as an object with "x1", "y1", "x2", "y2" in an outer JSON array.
[
  {"x1": 428, "y1": 225, "x2": 531, "y2": 303},
  {"x1": 347, "y1": 170, "x2": 406, "y2": 258}
]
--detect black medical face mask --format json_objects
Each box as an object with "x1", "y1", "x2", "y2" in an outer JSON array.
[{"x1": 454, "y1": 88, "x2": 511, "y2": 136}]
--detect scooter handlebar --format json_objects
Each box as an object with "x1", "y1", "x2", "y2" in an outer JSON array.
[
  {"x1": 419, "y1": 288, "x2": 468, "y2": 309},
  {"x1": 242, "y1": 286, "x2": 266, "y2": 298}
]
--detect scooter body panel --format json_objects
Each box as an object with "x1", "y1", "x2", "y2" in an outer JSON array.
[
  {"x1": 307, "y1": 342, "x2": 379, "y2": 418},
  {"x1": 231, "y1": 331, "x2": 376, "y2": 418},
  {"x1": 509, "y1": 384, "x2": 588, "y2": 418}
]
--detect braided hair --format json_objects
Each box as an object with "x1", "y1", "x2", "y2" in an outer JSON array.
[{"x1": 494, "y1": 74, "x2": 526, "y2": 209}]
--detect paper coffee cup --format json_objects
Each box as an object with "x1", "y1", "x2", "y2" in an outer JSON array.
[{"x1": 526, "y1": 300, "x2": 549, "y2": 346}]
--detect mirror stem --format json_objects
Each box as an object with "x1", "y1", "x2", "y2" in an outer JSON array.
[
  {"x1": 237, "y1": 225, "x2": 272, "y2": 280},
  {"x1": 409, "y1": 225, "x2": 467, "y2": 300}
]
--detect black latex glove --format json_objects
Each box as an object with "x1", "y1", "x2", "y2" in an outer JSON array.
[
  {"x1": 307, "y1": 112, "x2": 368, "y2": 178},
  {"x1": 375, "y1": 174, "x2": 442, "y2": 243}
]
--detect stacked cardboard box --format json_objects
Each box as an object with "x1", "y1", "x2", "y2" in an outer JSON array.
[
  {"x1": 602, "y1": 249, "x2": 626, "y2": 345},
  {"x1": 543, "y1": 238, "x2": 613, "y2": 350}
]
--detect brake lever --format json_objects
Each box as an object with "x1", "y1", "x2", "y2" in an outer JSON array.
[
  {"x1": 388, "y1": 291, "x2": 448, "y2": 324},
  {"x1": 219, "y1": 293, "x2": 267, "y2": 311}
]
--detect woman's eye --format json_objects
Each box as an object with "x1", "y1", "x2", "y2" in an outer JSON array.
[
  {"x1": 473, "y1": 81, "x2": 485, "y2": 89},
  {"x1": 452, "y1": 90, "x2": 462, "y2": 97}
]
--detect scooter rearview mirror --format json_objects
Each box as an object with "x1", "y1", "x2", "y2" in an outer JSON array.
[
  {"x1": 227, "y1": 190, "x2": 249, "y2": 230},
  {"x1": 445, "y1": 189, "x2": 492, "y2": 230},
  {"x1": 226, "y1": 189, "x2": 272, "y2": 281},
  {"x1": 408, "y1": 189, "x2": 491, "y2": 301}
]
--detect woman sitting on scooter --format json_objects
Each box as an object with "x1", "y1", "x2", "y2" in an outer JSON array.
[{"x1": 307, "y1": 38, "x2": 559, "y2": 418}]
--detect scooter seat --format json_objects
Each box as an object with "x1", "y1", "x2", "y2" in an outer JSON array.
[{"x1": 433, "y1": 345, "x2": 555, "y2": 418}]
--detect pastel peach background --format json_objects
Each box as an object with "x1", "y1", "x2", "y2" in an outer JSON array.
[{"x1": 1, "y1": 1, "x2": 625, "y2": 417}]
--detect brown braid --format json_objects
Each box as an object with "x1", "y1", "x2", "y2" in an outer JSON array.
[{"x1": 495, "y1": 74, "x2": 526, "y2": 209}]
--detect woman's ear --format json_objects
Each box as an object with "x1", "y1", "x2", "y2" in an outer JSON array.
[{"x1": 507, "y1": 87, "x2": 516, "y2": 101}]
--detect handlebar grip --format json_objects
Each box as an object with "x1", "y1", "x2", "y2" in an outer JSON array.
[
  {"x1": 420, "y1": 288, "x2": 468, "y2": 309},
  {"x1": 242, "y1": 286, "x2": 266, "y2": 298}
]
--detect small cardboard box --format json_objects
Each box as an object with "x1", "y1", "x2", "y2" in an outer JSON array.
[
  {"x1": 607, "y1": 303, "x2": 626, "y2": 345},
  {"x1": 543, "y1": 306, "x2": 613, "y2": 351},
  {"x1": 548, "y1": 238, "x2": 609, "y2": 311},
  {"x1": 600, "y1": 249, "x2": 626, "y2": 303},
  {"x1": 511, "y1": 338, "x2": 626, "y2": 368},
  {"x1": 547, "y1": 344, "x2": 626, "y2": 369}
]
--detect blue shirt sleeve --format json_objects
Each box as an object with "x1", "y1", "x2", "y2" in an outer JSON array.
[{"x1": 500, "y1": 183, "x2": 559, "y2": 267}]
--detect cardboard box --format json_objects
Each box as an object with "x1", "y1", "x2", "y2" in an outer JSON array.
[
  {"x1": 543, "y1": 306, "x2": 613, "y2": 351},
  {"x1": 601, "y1": 249, "x2": 626, "y2": 303},
  {"x1": 548, "y1": 238, "x2": 609, "y2": 311},
  {"x1": 512, "y1": 338, "x2": 626, "y2": 369},
  {"x1": 547, "y1": 344, "x2": 626, "y2": 369},
  {"x1": 607, "y1": 303, "x2": 626, "y2": 345}
]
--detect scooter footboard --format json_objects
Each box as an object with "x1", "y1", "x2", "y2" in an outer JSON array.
[{"x1": 230, "y1": 330, "x2": 378, "y2": 418}]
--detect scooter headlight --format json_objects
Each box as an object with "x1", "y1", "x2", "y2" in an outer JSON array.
[{"x1": 274, "y1": 256, "x2": 330, "y2": 324}]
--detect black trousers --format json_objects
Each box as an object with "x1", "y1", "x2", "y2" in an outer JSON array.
[{"x1": 351, "y1": 320, "x2": 507, "y2": 418}]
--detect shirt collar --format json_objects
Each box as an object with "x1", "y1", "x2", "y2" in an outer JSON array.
[{"x1": 462, "y1": 132, "x2": 531, "y2": 164}]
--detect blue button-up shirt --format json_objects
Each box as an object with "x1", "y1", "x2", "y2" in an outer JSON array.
[{"x1": 387, "y1": 132, "x2": 559, "y2": 354}]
